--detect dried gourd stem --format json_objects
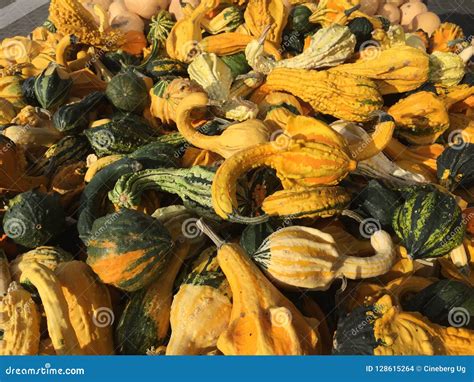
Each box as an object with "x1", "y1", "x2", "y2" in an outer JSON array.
[
  {"x1": 0, "y1": 250, "x2": 11, "y2": 296},
  {"x1": 449, "y1": 244, "x2": 470, "y2": 275},
  {"x1": 340, "y1": 209, "x2": 364, "y2": 224},
  {"x1": 196, "y1": 219, "x2": 225, "y2": 249}
]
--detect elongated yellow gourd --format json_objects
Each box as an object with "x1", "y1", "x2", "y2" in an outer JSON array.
[{"x1": 197, "y1": 220, "x2": 320, "y2": 355}]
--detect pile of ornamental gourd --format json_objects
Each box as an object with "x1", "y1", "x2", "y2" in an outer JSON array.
[{"x1": 0, "y1": 0, "x2": 473, "y2": 356}]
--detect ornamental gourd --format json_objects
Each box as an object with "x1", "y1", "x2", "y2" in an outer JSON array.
[
  {"x1": 116, "y1": 207, "x2": 202, "y2": 354},
  {"x1": 2, "y1": 190, "x2": 66, "y2": 248},
  {"x1": 252, "y1": 225, "x2": 395, "y2": 290},
  {"x1": 105, "y1": 68, "x2": 152, "y2": 113},
  {"x1": 86, "y1": 209, "x2": 174, "y2": 292},
  {"x1": 437, "y1": 144, "x2": 474, "y2": 192},
  {"x1": 388, "y1": 91, "x2": 449, "y2": 145},
  {"x1": 197, "y1": 220, "x2": 320, "y2": 355},
  {"x1": 34, "y1": 62, "x2": 72, "y2": 110},
  {"x1": 0, "y1": 250, "x2": 40, "y2": 355},
  {"x1": 167, "y1": 247, "x2": 232, "y2": 355},
  {"x1": 246, "y1": 24, "x2": 356, "y2": 74},
  {"x1": 429, "y1": 51, "x2": 466, "y2": 87},
  {"x1": 175, "y1": 92, "x2": 270, "y2": 158},
  {"x1": 55, "y1": 261, "x2": 115, "y2": 354},
  {"x1": 265, "y1": 68, "x2": 383, "y2": 122},
  {"x1": 392, "y1": 187, "x2": 465, "y2": 259},
  {"x1": 329, "y1": 45, "x2": 430, "y2": 95},
  {"x1": 334, "y1": 294, "x2": 474, "y2": 355},
  {"x1": 244, "y1": 0, "x2": 288, "y2": 45}
]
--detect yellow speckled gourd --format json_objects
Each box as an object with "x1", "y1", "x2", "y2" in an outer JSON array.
[
  {"x1": 388, "y1": 91, "x2": 449, "y2": 145},
  {"x1": 329, "y1": 45, "x2": 430, "y2": 95},
  {"x1": 55, "y1": 261, "x2": 114, "y2": 355},
  {"x1": 176, "y1": 92, "x2": 271, "y2": 158},
  {"x1": 197, "y1": 220, "x2": 320, "y2": 355},
  {"x1": 166, "y1": 0, "x2": 219, "y2": 62},
  {"x1": 265, "y1": 68, "x2": 383, "y2": 122},
  {"x1": 372, "y1": 295, "x2": 474, "y2": 355},
  {"x1": 167, "y1": 247, "x2": 232, "y2": 355},
  {"x1": 17, "y1": 261, "x2": 83, "y2": 355},
  {"x1": 0, "y1": 251, "x2": 40, "y2": 355},
  {"x1": 429, "y1": 51, "x2": 466, "y2": 88},
  {"x1": 252, "y1": 226, "x2": 395, "y2": 290}
]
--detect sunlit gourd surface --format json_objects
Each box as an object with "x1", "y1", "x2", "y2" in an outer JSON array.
[{"x1": 0, "y1": 0, "x2": 473, "y2": 356}]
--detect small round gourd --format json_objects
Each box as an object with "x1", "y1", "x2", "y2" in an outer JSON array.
[
  {"x1": 86, "y1": 209, "x2": 174, "y2": 292},
  {"x1": 106, "y1": 68, "x2": 151, "y2": 113},
  {"x1": 2, "y1": 190, "x2": 66, "y2": 248}
]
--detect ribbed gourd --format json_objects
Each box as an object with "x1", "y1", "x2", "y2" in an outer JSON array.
[
  {"x1": 116, "y1": 207, "x2": 203, "y2": 354},
  {"x1": 86, "y1": 209, "x2": 174, "y2": 292},
  {"x1": 244, "y1": 0, "x2": 288, "y2": 45},
  {"x1": 252, "y1": 225, "x2": 395, "y2": 290},
  {"x1": 429, "y1": 51, "x2": 466, "y2": 88},
  {"x1": 197, "y1": 220, "x2": 320, "y2": 355},
  {"x1": 2, "y1": 190, "x2": 66, "y2": 248},
  {"x1": 34, "y1": 62, "x2": 72, "y2": 110},
  {"x1": 167, "y1": 247, "x2": 232, "y2": 355},
  {"x1": 392, "y1": 187, "x2": 465, "y2": 260},
  {"x1": 265, "y1": 68, "x2": 383, "y2": 122},
  {"x1": 437, "y1": 144, "x2": 474, "y2": 191}
]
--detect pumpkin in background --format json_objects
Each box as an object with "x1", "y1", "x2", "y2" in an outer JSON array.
[
  {"x1": 2, "y1": 190, "x2": 66, "y2": 248},
  {"x1": 86, "y1": 209, "x2": 174, "y2": 292}
]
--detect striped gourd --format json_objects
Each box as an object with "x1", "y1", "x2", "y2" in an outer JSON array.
[
  {"x1": 86, "y1": 209, "x2": 174, "y2": 292},
  {"x1": 108, "y1": 166, "x2": 218, "y2": 219},
  {"x1": 28, "y1": 135, "x2": 91, "y2": 177},
  {"x1": 252, "y1": 226, "x2": 395, "y2": 290},
  {"x1": 146, "y1": 59, "x2": 188, "y2": 80},
  {"x1": 167, "y1": 247, "x2": 232, "y2": 355},
  {"x1": 392, "y1": 187, "x2": 465, "y2": 259}
]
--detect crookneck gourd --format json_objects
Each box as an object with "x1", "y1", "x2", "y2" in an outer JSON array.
[
  {"x1": 329, "y1": 45, "x2": 430, "y2": 95},
  {"x1": 211, "y1": 114, "x2": 396, "y2": 222},
  {"x1": 333, "y1": 294, "x2": 474, "y2": 355},
  {"x1": 244, "y1": 0, "x2": 288, "y2": 45},
  {"x1": 167, "y1": 247, "x2": 232, "y2": 355},
  {"x1": 197, "y1": 220, "x2": 320, "y2": 355},
  {"x1": 265, "y1": 68, "x2": 383, "y2": 122},
  {"x1": 175, "y1": 92, "x2": 270, "y2": 158},
  {"x1": 252, "y1": 225, "x2": 395, "y2": 290}
]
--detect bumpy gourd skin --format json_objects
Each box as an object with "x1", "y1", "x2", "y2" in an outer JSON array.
[
  {"x1": 49, "y1": 0, "x2": 123, "y2": 50},
  {"x1": 211, "y1": 115, "x2": 357, "y2": 221},
  {"x1": 373, "y1": 295, "x2": 474, "y2": 355},
  {"x1": 244, "y1": 0, "x2": 288, "y2": 45},
  {"x1": 266, "y1": 68, "x2": 383, "y2": 122}
]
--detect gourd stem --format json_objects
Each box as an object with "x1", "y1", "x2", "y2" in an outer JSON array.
[
  {"x1": 0, "y1": 250, "x2": 11, "y2": 295},
  {"x1": 196, "y1": 219, "x2": 225, "y2": 249}
]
